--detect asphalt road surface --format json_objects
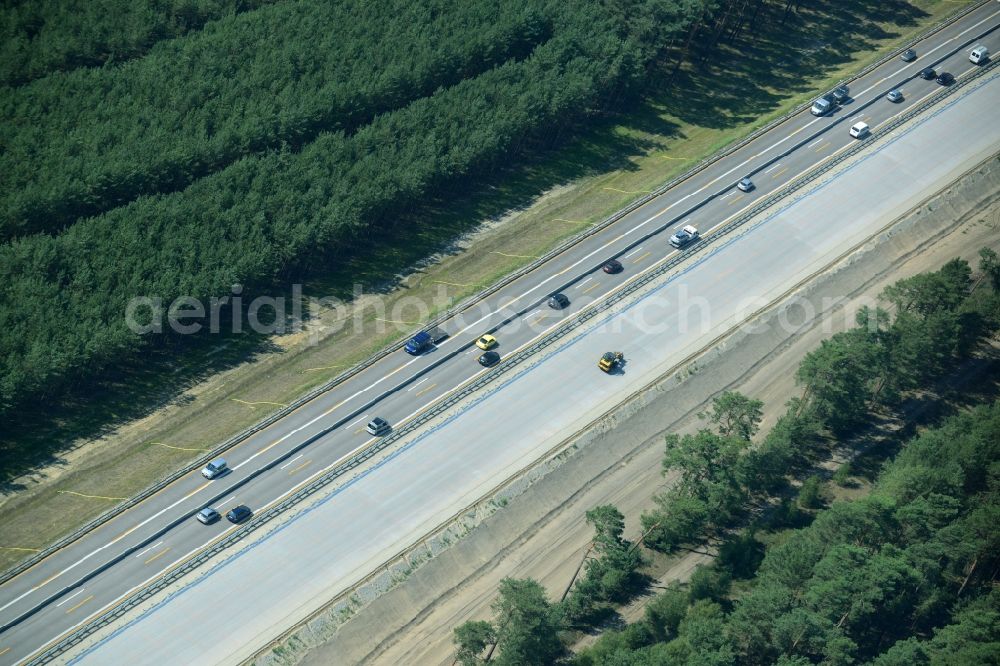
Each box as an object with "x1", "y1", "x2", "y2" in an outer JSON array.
[{"x1": 1, "y1": 4, "x2": 999, "y2": 663}]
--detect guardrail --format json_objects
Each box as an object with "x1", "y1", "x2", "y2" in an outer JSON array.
[
  {"x1": 2, "y1": 0, "x2": 987, "y2": 590},
  {"x1": 28, "y1": 53, "x2": 999, "y2": 666}
]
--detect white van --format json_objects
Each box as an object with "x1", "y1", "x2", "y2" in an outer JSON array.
[
  {"x1": 969, "y1": 45, "x2": 989, "y2": 65},
  {"x1": 849, "y1": 122, "x2": 869, "y2": 139}
]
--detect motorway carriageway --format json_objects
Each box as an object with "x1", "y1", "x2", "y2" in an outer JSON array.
[{"x1": 1, "y1": 3, "x2": 999, "y2": 663}]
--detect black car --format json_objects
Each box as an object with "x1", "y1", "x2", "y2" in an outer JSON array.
[
  {"x1": 226, "y1": 504, "x2": 252, "y2": 524},
  {"x1": 919, "y1": 67, "x2": 936, "y2": 80},
  {"x1": 936, "y1": 72, "x2": 954, "y2": 86},
  {"x1": 900, "y1": 48, "x2": 916, "y2": 62},
  {"x1": 478, "y1": 351, "x2": 500, "y2": 367},
  {"x1": 602, "y1": 259, "x2": 623, "y2": 274},
  {"x1": 547, "y1": 293, "x2": 570, "y2": 309}
]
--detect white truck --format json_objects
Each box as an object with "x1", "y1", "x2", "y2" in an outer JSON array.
[{"x1": 669, "y1": 224, "x2": 700, "y2": 249}]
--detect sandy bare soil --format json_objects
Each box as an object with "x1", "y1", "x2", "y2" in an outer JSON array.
[{"x1": 284, "y1": 158, "x2": 1000, "y2": 666}]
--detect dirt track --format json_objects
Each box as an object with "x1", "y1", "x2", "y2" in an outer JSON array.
[{"x1": 272, "y1": 156, "x2": 1000, "y2": 666}]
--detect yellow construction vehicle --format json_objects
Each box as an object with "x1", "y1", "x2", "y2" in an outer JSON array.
[{"x1": 598, "y1": 351, "x2": 624, "y2": 373}]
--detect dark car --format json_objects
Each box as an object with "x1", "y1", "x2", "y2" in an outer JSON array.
[
  {"x1": 547, "y1": 293, "x2": 570, "y2": 309},
  {"x1": 936, "y1": 72, "x2": 954, "y2": 86},
  {"x1": 478, "y1": 351, "x2": 501, "y2": 367},
  {"x1": 919, "y1": 67, "x2": 936, "y2": 80},
  {"x1": 226, "y1": 504, "x2": 252, "y2": 524},
  {"x1": 831, "y1": 85, "x2": 849, "y2": 103},
  {"x1": 366, "y1": 417, "x2": 390, "y2": 436},
  {"x1": 900, "y1": 48, "x2": 916, "y2": 62},
  {"x1": 602, "y1": 259, "x2": 623, "y2": 274}
]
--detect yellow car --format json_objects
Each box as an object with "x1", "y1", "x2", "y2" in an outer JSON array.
[{"x1": 475, "y1": 334, "x2": 498, "y2": 350}]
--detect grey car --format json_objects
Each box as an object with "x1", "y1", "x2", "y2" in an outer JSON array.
[
  {"x1": 366, "y1": 417, "x2": 390, "y2": 436},
  {"x1": 886, "y1": 89, "x2": 903, "y2": 103},
  {"x1": 737, "y1": 176, "x2": 754, "y2": 192},
  {"x1": 900, "y1": 48, "x2": 916, "y2": 62},
  {"x1": 197, "y1": 507, "x2": 220, "y2": 524},
  {"x1": 547, "y1": 293, "x2": 570, "y2": 309},
  {"x1": 201, "y1": 458, "x2": 228, "y2": 479}
]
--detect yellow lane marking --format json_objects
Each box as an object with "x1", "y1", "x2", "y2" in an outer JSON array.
[
  {"x1": 492, "y1": 251, "x2": 540, "y2": 259},
  {"x1": 582, "y1": 282, "x2": 601, "y2": 294},
  {"x1": 603, "y1": 187, "x2": 652, "y2": 195},
  {"x1": 57, "y1": 491, "x2": 127, "y2": 502},
  {"x1": 770, "y1": 167, "x2": 789, "y2": 179},
  {"x1": 322, "y1": 396, "x2": 353, "y2": 416},
  {"x1": 110, "y1": 481, "x2": 211, "y2": 543},
  {"x1": 153, "y1": 442, "x2": 209, "y2": 453},
  {"x1": 631, "y1": 251, "x2": 652, "y2": 264},
  {"x1": 288, "y1": 460, "x2": 311, "y2": 475},
  {"x1": 231, "y1": 399, "x2": 289, "y2": 409},
  {"x1": 65, "y1": 595, "x2": 94, "y2": 614},
  {"x1": 38, "y1": 572, "x2": 61, "y2": 587},
  {"x1": 813, "y1": 141, "x2": 831, "y2": 152},
  {"x1": 414, "y1": 383, "x2": 437, "y2": 398},
  {"x1": 0, "y1": 647, "x2": 10, "y2": 656},
  {"x1": 144, "y1": 548, "x2": 171, "y2": 565},
  {"x1": 728, "y1": 196, "x2": 744, "y2": 207},
  {"x1": 302, "y1": 365, "x2": 345, "y2": 373},
  {"x1": 0, "y1": 546, "x2": 41, "y2": 553},
  {"x1": 378, "y1": 363, "x2": 411, "y2": 386},
  {"x1": 354, "y1": 427, "x2": 366, "y2": 434},
  {"x1": 786, "y1": 123, "x2": 810, "y2": 139}
]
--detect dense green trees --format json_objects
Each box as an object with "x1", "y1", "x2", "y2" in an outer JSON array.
[
  {"x1": 569, "y1": 401, "x2": 1000, "y2": 666},
  {"x1": 454, "y1": 578, "x2": 564, "y2": 666},
  {"x1": 0, "y1": 0, "x2": 550, "y2": 237},
  {"x1": 0, "y1": 0, "x2": 275, "y2": 86},
  {"x1": 0, "y1": 0, "x2": 698, "y2": 417},
  {"x1": 0, "y1": 0, "x2": 699, "y2": 415}
]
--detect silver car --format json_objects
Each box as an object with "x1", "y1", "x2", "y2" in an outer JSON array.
[
  {"x1": 201, "y1": 458, "x2": 228, "y2": 479},
  {"x1": 737, "y1": 177, "x2": 754, "y2": 192},
  {"x1": 197, "y1": 507, "x2": 220, "y2": 524},
  {"x1": 886, "y1": 89, "x2": 903, "y2": 103}
]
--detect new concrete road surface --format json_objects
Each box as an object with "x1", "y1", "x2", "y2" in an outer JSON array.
[
  {"x1": 65, "y1": 68, "x2": 1000, "y2": 666},
  {"x1": 1, "y1": 3, "x2": 999, "y2": 663}
]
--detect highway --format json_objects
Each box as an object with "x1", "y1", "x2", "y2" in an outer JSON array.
[{"x1": 1, "y1": 3, "x2": 999, "y2": 663}]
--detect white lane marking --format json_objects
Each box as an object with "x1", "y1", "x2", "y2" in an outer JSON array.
[
  {"x1": 362, "y1": 356, "x2": 422, "y2": 393},
  {"x1": 623, "y1": 246, "x2": 644, "y2": 258},
  {"x1": 754, "y1": 117, "x2": 822, "y2": 157},
  {"x1": 54, "y1": 589, "x2": 85, "y2": 607},
  {"x1": 21, "y1": 16, "x2": 999, "y2": 636},
  {"x1": 215, "y1": 496, "x2": 236, "y2": 510},
  {"x1": 232, "y1": 386, "x2": 370, "y2": 472},
  {"x1": 956, "y1": 8, "x2": 1000, "y2": 38},
  {"x1": 133, "y1": 542, "x2": 164, "y2": 559},
  {"x1": 721, "y1": 191, "x2": 737, "y2": 199},
  {"x1": 576, "y1": 277, "x2": 593, "y2": 288},
  {"x1": 764, "y1": 163, "x2": 782, "y2": 174},
  {"x1": 807, "y1": 138, "x2": 824, "y2": 148},
  {"x1": 279, "y1": 454, "x2": 304, "y2": 470},
  {"x1": 407, "y1": 378, "x2": 429, "y2": 392}
]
